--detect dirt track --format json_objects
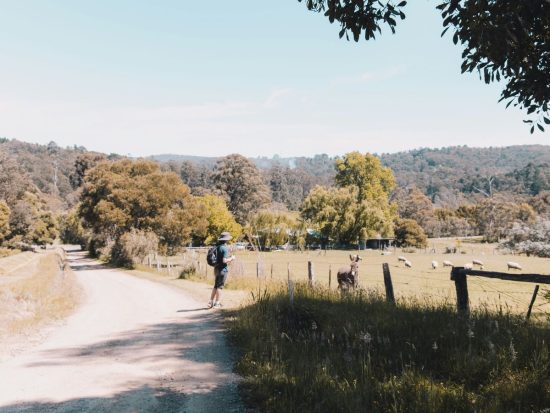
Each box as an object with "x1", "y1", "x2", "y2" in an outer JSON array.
[{"x1": 0, "y1": 251, "x2": 245, "y2": 413}]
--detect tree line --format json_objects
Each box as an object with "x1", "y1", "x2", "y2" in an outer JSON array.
[{"x1": 1, "y1": 138, "x2": 549, "y2": 262}]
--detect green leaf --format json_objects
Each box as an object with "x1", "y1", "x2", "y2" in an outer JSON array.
[
  {"x1": 530, "y1": 125, "x2": 535, "y2": 134},
  {"x1": 544, "y1": 117, "x2": 550, "y2": 125},
  {"x1": 397, "y1": 1, "x2": 407, "y2": 6},
  {"x1": 537, "y1": 123, "x2": 544, "y2": 132}
]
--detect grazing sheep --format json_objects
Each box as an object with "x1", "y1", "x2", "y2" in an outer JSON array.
[
  {"x1": 431, "y1": 260, "x2": 438, "y2": 270},
  {"x1": 472, "y1": 259, "x2": 484, "y2": 267},
  {"x1": 464, "y1": 263, "x2": 473, "y2": 270},
  {"x1": 397, "y1": 256, "x2": 407, "y2": 262},
  {"x1": 404, "y1": 260, "x2": 412, "y2": 268},
  {"x1": 443, "y1": 260, "x2": 453, "y2": 267},
  {"x1": 337, "y1": 254, "x2": 362, "y2": 290},
  {"x1": 507, "y1": 261, "x2": 522, "y2": 271}
]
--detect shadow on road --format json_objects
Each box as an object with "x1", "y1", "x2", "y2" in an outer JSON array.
[
  {"x1": 2, "y1": 312, "x2": 247, "y2": 412},
  {"x1": 0, "y1": 384, "x2": 250, "y2": 413}
]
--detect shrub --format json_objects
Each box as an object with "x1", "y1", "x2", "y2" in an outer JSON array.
[
  {"x1": 394, "y1": 219, "x2": 428, "y2": 248},
  {"x1": 501, "y1": 220, "x2": 550, "y2": 257},
  {"x1": 111, "y1": 229, "x2": 159, "y2": 268}
]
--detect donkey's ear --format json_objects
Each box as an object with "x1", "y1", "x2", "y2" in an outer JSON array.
[{"x1": 349, "y1": 254, "x2": 354, "y2": 261}]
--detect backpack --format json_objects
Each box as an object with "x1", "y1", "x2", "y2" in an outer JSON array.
[{"x1": 206, "y1": 245, "x2": 219, "y2": 267}]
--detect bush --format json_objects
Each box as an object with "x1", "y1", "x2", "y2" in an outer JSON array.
[
  {"x1": 179, "y1": 263, "x2": 198, "y2": 279},
  {"x1": 110, "y1": 229, "x2": 159, "y2": 268}
]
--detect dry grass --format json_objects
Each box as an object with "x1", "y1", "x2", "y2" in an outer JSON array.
[{"x1": 0, "y1": 250, "x2": 82, "y2": 340}]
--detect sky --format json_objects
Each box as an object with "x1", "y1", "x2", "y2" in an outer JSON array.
[{"x1": 0, "y1": 0, "x2": 547, "y2": 158}]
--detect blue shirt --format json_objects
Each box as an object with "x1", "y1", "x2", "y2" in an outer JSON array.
[{"x1": 216, "y1": 243, "x2": 230, "y2": 270}]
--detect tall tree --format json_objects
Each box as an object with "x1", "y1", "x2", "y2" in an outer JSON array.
[
  {"x1": 211, "y1": 154, "x2": 271, "y2": 224},
  {"x1": 195, "y1": 194, "x2": 242, "y2": 245},
  {"x1": 70, "y1": 153, "x2": 107, "y2": 189},
  {"x1": 301, "y1": 185, "x2": 394, "y2": 245},
  {"x1": 299, "y1": 1, "x2": 550, "y2": 131},
  {"x1": 335, "y1": 152, "x2": 395, "y2": 203}
]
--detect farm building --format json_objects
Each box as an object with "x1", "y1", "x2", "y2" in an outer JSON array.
[{"x1": 365, "y1": 238, "x2": 394, "y2": 250}]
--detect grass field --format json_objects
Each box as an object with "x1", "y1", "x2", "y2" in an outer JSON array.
[
  {"x1": 150, "y1": 238, "x2": 550, "y2": 318},
  {"x1": 227, "y1": 285, "x2": 550, "y2": 413}
]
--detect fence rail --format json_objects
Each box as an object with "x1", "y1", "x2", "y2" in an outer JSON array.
[{"x1": 450, "y1": 266, "x2": 549, "y2": 317}]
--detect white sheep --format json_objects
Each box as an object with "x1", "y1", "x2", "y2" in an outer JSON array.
[
  {"x1": 431, "y1": 260, "x2": 438, "y2": 270},
  {"x1": 472, "y1": 259, "x2": 484, "y2": 267},
  {"x1": 404, "y1": 260, "x2": 412, "y2": 268},
  {"x1": 463, "y1": 263, "x2": 473, "y2": 270},
  {"x1": 507, "y1": 261, "x2": 522, "y2": 271},
  {"x1": 398, "y1": 256, "x2": 407, "y2": 262},
  {"x1": 443, "y1": 260, "x2": 453, "y2": 267}
]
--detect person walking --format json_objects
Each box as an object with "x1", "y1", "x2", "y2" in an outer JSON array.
[{"x1": 208, "y1": 232, "x2": 235, "y2": 309}]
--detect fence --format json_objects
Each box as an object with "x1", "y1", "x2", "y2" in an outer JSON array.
[{"x1": 450, "y1": 267, "x2": 550, "y2": 319}]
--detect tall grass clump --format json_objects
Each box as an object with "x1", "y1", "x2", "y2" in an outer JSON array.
[{"x1": 227, "y1": 284, "x2": 550, "y2": 413}]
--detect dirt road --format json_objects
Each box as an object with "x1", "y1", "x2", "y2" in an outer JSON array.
[{"x1": 0, "y1": 252, "x2": 245, "y2": 413}]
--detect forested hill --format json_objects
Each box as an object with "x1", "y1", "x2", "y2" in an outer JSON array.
[
  {"x1": 380, "y1": 145, "x2": 550, "y2": 206},
  {"x1": 2, "y1": 138, "x2": 549, "y2": 212},
  {"x1": 153, "y1": 145, "x2": 550, "y2": 207}
]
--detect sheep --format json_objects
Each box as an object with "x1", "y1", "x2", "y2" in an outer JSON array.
[
  {"x1": 463, "y1": 263, "x2": 473, "y2": 270},
  {"x1": 404, "y1": 260, "x2": 412, "y2": 268},
  {"x1": 443, "y1": 260, "x2": 453, "y2": 267},
  {"x1": 431, "y1": 260, "x2": 438, "y2": 270},
  {"x1": 507, "y1": 261, "x2": 522, "y2": 271},
  {"x1": 397, "y1": 256, "x2": 407, "y2": 262},
  {"x1": 472, "y1": 259, "x2": 484, "y2": 267}
]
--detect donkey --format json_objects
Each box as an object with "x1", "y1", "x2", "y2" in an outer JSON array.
[{"x1": 337, "y1": 254, "x2": 362, "y2": 290}]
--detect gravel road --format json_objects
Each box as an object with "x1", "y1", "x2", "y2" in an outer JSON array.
[{"x1": 0, "y1": 252, "x2": 246, "y2": 413}]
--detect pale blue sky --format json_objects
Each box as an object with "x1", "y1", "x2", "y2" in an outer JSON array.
[{"x1": 0, "y1": 0, "x2": 546, "y2": 157}]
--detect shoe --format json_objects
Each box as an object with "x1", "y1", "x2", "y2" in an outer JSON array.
[
  {"x1": 207, "y1": 300, "x2": 213, "y2": 309},
  {"x1": 213, "y1": 302, "x2": 222, "y2": 309}
]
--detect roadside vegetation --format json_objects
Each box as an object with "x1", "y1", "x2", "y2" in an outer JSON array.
[
  {"x1": 227, "y1": 284, "x2": 550, "y2": 413},
  {"x1": 0, "y1": 250, "x2": 81, "y2": 340}
]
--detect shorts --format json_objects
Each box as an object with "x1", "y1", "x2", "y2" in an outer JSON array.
[{"x1": 214, "y1": 267, "x2": 228, "y2": 289}]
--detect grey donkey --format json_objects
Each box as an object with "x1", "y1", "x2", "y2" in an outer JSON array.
[{"x1": 337, "y1": 254, "x2": 362, "y2": 290}]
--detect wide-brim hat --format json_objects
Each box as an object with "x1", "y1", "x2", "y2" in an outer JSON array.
[{"x1": 218, "y1": 232, "x2": 233, "y2": 241}]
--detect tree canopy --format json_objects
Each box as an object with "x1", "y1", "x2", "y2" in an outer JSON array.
[
  {"x1": 212, "y1": 154, "x2": 271, "y2": 224},
  {"x1": 79, "y1": 159, "x2": 207, "y2": 254},
  {"x1": 300, "y1": 0, "x2": 550, "y2": 131}
]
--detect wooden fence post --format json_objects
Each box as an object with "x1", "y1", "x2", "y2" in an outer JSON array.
[
  {"x1": 308, "y1": 261, "x2": 315, "y2": 287},
  {"x1": 256, "y1": 262, "x2": 260, "y2": 278},
  {"x1": 287, "y1": 263, "x2": 291, "y2": 282},
  {"x1": 382, "y1": 263, "x2": 396, "y2": 304},
  {"x1": 156, "y1": 258, "x2": 160, "y2": 272},
  {"x1": 270, "y1": 263, "x2": 273, "y2": 279},
  {"x1": 329, "y1": 264, "x2": 332, "y2": 289},
  {"x1": 288, "y1": 279, "x2": 294, "y2": 306},
  {"x1": 451, "y1": 267, "x2": 470, "y2": 316},
  {"x1": 526, "y1": 285, "x2": 540, "y2": 320}
]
